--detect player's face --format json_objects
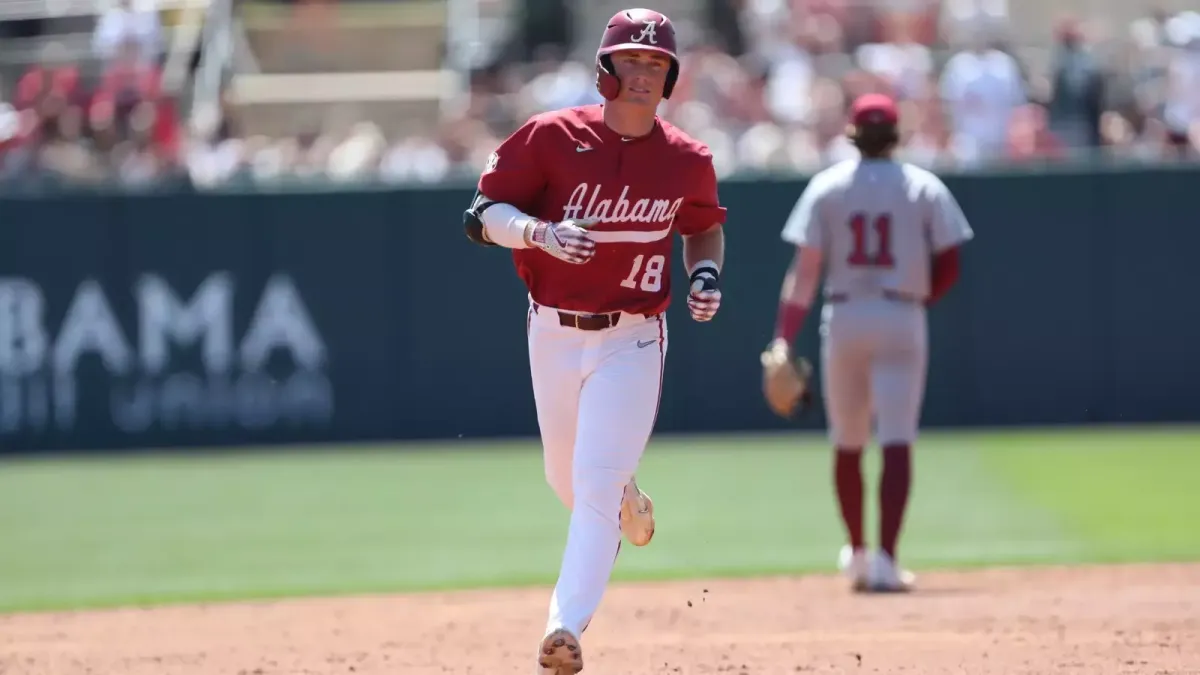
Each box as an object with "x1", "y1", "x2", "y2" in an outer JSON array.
[{"x1": 611, "y1": 50, "x2": 671, "y2": 106}]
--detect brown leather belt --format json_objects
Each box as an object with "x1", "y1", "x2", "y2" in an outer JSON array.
[
  {"x1": 826, "y1": 290, "x2": 920, "y2": 304},
  {"x1": 532, "y1": 303, "x2": 622, "y2": 331}
]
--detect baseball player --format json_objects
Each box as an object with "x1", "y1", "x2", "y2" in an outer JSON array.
[
  {"x1": 461, "y1": 9, "x2": 726, "y2": 673},
  {"x1": 760, "y1": 93, "x2": 973, "y2": 593}
]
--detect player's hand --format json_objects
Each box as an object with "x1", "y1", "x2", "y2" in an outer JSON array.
[
  {"x1": 687, "y1": 269, "x2": 721, "y2": 322},
  {"x1": 760, "y1": 339, "x2": 813, "y2": 418},
  {"x1": 528, "y1": 218, "x2": 597, "y2": 264}
]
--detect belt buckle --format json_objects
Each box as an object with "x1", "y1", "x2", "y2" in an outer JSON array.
[{"x1": 562, "y1": 312, "x2": 589, "y2": 330}]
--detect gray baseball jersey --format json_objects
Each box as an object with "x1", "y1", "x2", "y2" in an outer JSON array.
[
  {"x1": 781, "y1": 158, "x2": 974, "y2": 302},
  {"x1": 780, "y1": 158, "x2": 973, "y2": 447}
]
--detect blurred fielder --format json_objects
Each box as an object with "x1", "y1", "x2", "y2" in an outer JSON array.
[{"x1": 760, "y1": 93, "x2": 974, "y2": 593}]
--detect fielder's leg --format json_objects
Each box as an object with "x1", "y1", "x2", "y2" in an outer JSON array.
[
  {"x1": 545, "y1": 315, "x2": 667, "y2": 641},
  {"x1": 820, "y1": 307, "x2": 873, "y2": 591},
  {"x1": 868, "y1": 305, "x2": 928, "y2": 592}
]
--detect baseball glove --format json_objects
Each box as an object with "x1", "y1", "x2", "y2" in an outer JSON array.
[{"x1": 760, "y1": 340, "x2": 814, "y2": 419}]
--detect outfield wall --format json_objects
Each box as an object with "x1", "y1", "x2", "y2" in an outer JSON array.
[{"x1": 2, "y1": 166, "x2": 1197, "y2": 453}]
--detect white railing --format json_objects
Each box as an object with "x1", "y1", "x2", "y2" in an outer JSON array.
[
  {"x1": 443, "y1": 0, "x2": 482, "y2": 72},
  {"x1": 184, "y1": 0, "x2": 231, "y2": 113},
  {"x1": 160, "y1": 0, "x2": 213, "y2": 95},
  {"x1": 441, "y1": 0, "x2": 479, "y2": 118},
  {"x1": 440, "y1": 0, "x2": 517, "y2": 117}
]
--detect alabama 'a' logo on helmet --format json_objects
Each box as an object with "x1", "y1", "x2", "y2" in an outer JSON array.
[{"x1": 629, "y1": 20, "x2": 659, "y2": 45}]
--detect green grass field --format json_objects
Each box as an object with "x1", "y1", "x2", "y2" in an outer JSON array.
[{"x1": 1, "y1": 426, "x2": 1198, "y2": 614}]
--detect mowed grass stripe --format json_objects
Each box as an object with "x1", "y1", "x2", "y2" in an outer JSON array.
[{"x1": 0, "y1": 427, "x2": 1195, "y2": 612}]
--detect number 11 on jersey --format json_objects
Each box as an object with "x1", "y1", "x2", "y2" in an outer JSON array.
[
  {"x1": 621, "y1": 254, "x2": 665, "y2": 292},
  {"x1": 847, "y1": 212, "x2": 895, "y2": 268}
]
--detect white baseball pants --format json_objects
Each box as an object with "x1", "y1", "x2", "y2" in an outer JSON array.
[{"x1": 526, "y1": 300, "x2": 667, "y2": 637}]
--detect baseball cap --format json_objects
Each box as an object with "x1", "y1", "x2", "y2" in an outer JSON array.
[{"x1": 850, "y1": 93, "x2": 898, "y2": 127}]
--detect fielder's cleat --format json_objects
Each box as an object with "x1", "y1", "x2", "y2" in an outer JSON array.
[
  {"x1": 619, "y1": 477, "x2": 655, "y2": 546},
  {"x1": 838, "y1": 544, "x2": 870, "y2": 592},
  {"x1": 536, "y1": 628, "x2": 583, "y2": 674},
  {"x1": 867, "y1": 550, "x2": 916, "y2": 593}
]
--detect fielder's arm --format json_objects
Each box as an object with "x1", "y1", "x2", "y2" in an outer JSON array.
[
  {"x1": 772, "y1": 246, "x2": 822, "y2": 349},
  {"x1": 925, "y1": 174, "x2": 973, "y2": 306},
  {"x1": 926, "y1": 247, "x2": 961, "y2": 306},
  {"x1": 760, "y1": 245, "x2": 819, "y2": 417},
  {"x1": 773, "y1": 172, "x2": 829, "y2": 349}
]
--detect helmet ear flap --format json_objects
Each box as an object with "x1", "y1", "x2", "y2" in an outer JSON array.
[
  {"x1": 663, "y1": 59, "x2": 679, "y2": 99},
  {"x1": 596, "y1": 53, "x2": 621, "y2": 100}
]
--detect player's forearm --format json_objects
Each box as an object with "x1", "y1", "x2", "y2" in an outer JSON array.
[
  {"x1": 463, "y1": 194, "x2": 535, "y2": 249},
  {"x1": 682, "y1": 225, "x2": 724, "y2": 278},
  {"x1": 927, "y1": 246, "x2": 961, "y2": 306},
  {"x1": 773, "y1": 247, "x2": 820, "y2": 345},
  {"x1": 482, "y1": 203, "x2": 538, "y2": 249}
]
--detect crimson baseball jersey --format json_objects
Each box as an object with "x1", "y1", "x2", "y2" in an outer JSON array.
[{"x1": 477, "y1": 105, "x2": 726, "y2": 315}]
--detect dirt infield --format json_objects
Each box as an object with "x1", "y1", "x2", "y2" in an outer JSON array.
[{"x1": 2, "y1": 563, "x2": 1198, "y2": 675}]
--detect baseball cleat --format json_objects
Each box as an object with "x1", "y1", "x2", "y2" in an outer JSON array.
[
  {"x1": 838, "y1": 544, "x2": 870, "y2": 592},
  {"x1": 536, "y1": 628, "x2": 583, "y2": 674},
  {"x1": 867, "y1": 550, "x2": 916, "y2": 593},
  {"x1": 619, "y1": 477, "x2": 655, "y2": 546}
]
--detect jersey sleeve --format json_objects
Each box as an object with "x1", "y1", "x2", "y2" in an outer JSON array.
[
  {"x1": 780, "y1": 178, "x2": 824, "y2": 250},
  {"x1": 928, "y1": 177, "x2": 975, "y2": 253},
  {"x1": 674, "y1": 152, "x2": 727, "y2": 236},
  {"x1": 476, "y1": 116, "x2": 548, "y2": 213}
]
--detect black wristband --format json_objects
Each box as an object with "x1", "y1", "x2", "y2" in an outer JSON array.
[
  {"x1": 689, "y1": 266, "x2": 719, "y2": 292},
  {"x1": 690, "y1": 265, "x2": 719, "y2": 284}
]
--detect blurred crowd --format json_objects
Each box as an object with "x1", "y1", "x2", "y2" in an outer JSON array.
[
  {"x1": 4, "y1": 1, "x2": 1200, "y2": 189},
  {"x1": 426, "y1": 2, "x2": 1200, "y2": 180},
  {"x1": 0, "y1": 0, "x2": 188, "y2": 190}
]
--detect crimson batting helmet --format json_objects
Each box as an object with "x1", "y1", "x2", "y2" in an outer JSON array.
[{"x1": 595, "y1": 8, "x2": 680, "y2": 101}]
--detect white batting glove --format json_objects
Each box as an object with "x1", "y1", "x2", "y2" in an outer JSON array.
[
  {"x1": 687, "y1": 267, "x2": 721, "y2": 322},
  {"x1": 526, "y1": 218, "x2": 597, "y2": 264}
]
